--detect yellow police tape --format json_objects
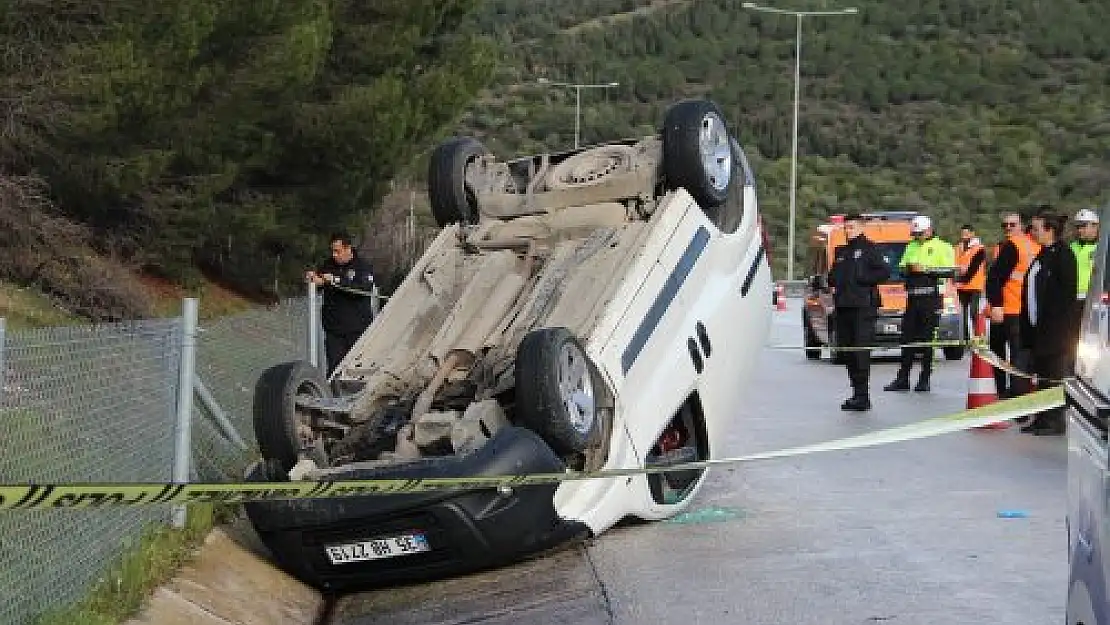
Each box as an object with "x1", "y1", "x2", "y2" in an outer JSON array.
[
  {"x1": 0, "y1": 387, "x2": 1064, "y2": 511},
  {"x1": 766, "y1": 338, "x2": 983, "y2": 352}
]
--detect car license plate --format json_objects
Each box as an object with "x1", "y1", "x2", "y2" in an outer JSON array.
[
  {"x1": 324, "y1": 532, "x2": 430, "y2": 565},
  {"x1": 882, "y1": 323, "x2": 899, "y2": 334}
]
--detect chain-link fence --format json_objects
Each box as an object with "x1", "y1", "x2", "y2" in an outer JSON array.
[{"x1": 0, "y1": 295, "x2": 316, "y2": 625}]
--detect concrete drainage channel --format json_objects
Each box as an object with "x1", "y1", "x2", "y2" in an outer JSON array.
[
  {"x1": 323, "y1": 544, "x2": 613, "y2": 625},
  {"x1": 126, "y1": 518, "x2": 612, "y2": 625},
  {"x1": 124, "y1": 518, "x2": 332, "y2": 625}
]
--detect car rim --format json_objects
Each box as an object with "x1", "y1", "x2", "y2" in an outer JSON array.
[
  {"x1": 295, "y1": 379, "x2": 325, "y2": 449},
  {"x1": 699, "y1": 112, "x2": 732, "y2": 192},
  {"x1": 557, "y1": 342, "x2": 596, "y2": 436},
  {"x1": 547, "y1": 145, "x2": 635, "y2": 189}
]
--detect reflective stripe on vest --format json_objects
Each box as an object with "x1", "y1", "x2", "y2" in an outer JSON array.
[
  {"x1": 956, "y1": 244, "x2": 985, "y2": 292},
  {"x1": 1002, "y1": 234, "x2": 1040, "y2": 315}
]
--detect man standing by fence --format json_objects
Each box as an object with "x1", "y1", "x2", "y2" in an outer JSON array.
[{"x1": 306, "y1": 233, "x2": 377, "y2": 375}]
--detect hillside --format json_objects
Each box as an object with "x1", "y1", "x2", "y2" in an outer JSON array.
[
  {"x1": 0, "y1": 1, "x2": 494, "y2": 308},
  {"x1": 456, "y1": 0, "x2": 1110, "y2": 277}
]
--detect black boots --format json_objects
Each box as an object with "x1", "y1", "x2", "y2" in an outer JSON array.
[
  {"x1": 841, "y1": 388, "x2": 871, "y2": 411},
  {"x1": 914, "y1": 371, "x2": 931, "y2": 392},
  {"x1": 883, "y1": 374, "x2": 910, "y2": 392},
  {"x1": 1020, "y1": 411, "x2": 1065, "y2": 435},
  {"x1": 884, "y1": 371, "x2": 930, "y2": 392}
]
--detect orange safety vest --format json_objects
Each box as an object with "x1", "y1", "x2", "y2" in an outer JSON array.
[
  {"x1": 1001, "y1": 233, "x2": 1040, "y2": 315},
  {"x1": 956, "y1": 243, "x2": 986, "y2": 292}
]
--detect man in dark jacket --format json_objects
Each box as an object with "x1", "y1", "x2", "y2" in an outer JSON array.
[
  {"x1": 828, "y1": 213, "x2": 892, "y2": 411},
  {"x1": 1019, "y1": 211, "x2": 1077, "y2": 435},
  {"x1": 306, "y1": 233, "x2": 377, "y2": 375}
]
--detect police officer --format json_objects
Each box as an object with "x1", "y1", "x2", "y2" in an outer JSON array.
[
  {"x1": 305, "y1": 233, "x2": 377, "y2": 375},
  {"x1": 1071, "y1": 209, "x2": 1099, "y2": 318},
  {"x1": 828, "y1": 213, "x2": 892, "y2": 411},
  {"x1": 884, "y1": 215, "x2": 955, "y2": 393}
]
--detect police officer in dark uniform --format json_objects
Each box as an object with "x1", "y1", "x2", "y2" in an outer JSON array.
[
  {"x1": 305, "y1": 233, "x2": 377, "y2": 375},
  {"x1": 828, "y1": 213, "x2": 892, "y2": 411}
]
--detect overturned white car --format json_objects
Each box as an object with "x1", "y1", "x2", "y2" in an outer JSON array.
[{"x1": 243, "y1": 99, "x2": 774, "y2": 590}]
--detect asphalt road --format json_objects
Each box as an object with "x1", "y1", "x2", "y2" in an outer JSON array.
[{"x1": 331, "y1": 298, "x2": 1068, "y2": 625}]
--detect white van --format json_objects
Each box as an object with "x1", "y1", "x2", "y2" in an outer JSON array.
[{"x1": 242, "y1": 99, "x2": 775, "y2": 590}]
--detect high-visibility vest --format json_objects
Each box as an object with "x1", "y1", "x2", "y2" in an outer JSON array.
[
  {"x1": 956, "y1": 243, "x2": 985, "y2": 292},
  {"x1": 1002, "y1": 233, "x2": 1040, "y2": 315},
  {"x1": 1072, "y1": 240, "x2": 1097, "y2": 300}
]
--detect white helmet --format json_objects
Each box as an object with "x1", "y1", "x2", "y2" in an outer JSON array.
[
  {"x1": 1075, "y1": 208, "x2": 1100, "y2": 224},
  {"x1": 910, "y1": 215, "x2": 932, "y2": 233}
]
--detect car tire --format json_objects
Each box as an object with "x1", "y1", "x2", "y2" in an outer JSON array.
[
  {"x1": 428, "y1": 136, "x2": 488, "y2": 228},
  {"x1": 515, "y1": 327, "x2": 601, "y2": 457},
  {"x1": 253, "y1": 360, "x2": 330, "y2": 476},
  {"x1": 944, "y1": 346, "x2": 965, "y2": 361},
  {"x1": 661, "y1": 99, "x2": 732, "y2": 210},
  {"x1": 803, "y1": 312, "x2": 821, "y2": 360}
]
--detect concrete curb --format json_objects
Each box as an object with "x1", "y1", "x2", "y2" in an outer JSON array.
[{"x1": 124, "y1": 521, "x2": 324, "y2": 625}]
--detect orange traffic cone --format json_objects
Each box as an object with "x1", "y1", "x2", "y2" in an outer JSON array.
[
  {"x1": 775, "y1": 283, "x2": 787, "y2": 312},
  {"x1": 969, "y1": 306, "x2": 1008, "y2": 430}
]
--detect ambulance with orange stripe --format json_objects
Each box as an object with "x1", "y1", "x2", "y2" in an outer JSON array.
[{"x1": 802, "y1": 211, "x2": 964, "y2": 362}]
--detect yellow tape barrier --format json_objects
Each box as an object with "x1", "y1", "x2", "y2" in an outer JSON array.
[
  {"x1": 0, "y1": 387, "x2": 1063, "y2": 511},
  {"x1": 766, "y1": 338, "x2": 985, "y2": 352}
]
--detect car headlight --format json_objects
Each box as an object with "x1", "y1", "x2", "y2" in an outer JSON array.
[{"x1": 1075, "y1": 338, "x2": 1100, "y2": 377}]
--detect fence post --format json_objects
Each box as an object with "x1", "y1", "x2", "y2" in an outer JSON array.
[
  {"x1": 307, "y1": 281, "x2": 319, "y2": 369},
  {"x1": 171, "y1": 298, "x2": 198, "y2": 529},
  {"x1": 0, "y1": 317, "x2": 6, "y2": 407}
]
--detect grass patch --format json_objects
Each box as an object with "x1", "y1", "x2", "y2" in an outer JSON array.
[
  {"x1": 0, "y1": 284, "x2": 83, "y2": 329},
  {"x1": 33, "y1": 504, "x2": 238, "y2": 625},
  {"x1": 140, "y1": 275, "x2": 260, "y2": 321}
]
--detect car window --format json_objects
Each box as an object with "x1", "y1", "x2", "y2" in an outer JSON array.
[{"x1": 833, "y1": 241, "x2": 906, "y2": 282}]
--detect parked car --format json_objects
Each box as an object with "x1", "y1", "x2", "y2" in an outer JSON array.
[
  {"x1": 241, "y1": 99, "x2": 774, "y2": 591},
  {"x1": 802, "y1": 211, "x2": 963, "y2": 363},
  {"x1": 1065, "y1": 204, "x2": 1110, "y2": 625}
]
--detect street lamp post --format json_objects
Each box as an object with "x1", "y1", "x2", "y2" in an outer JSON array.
[
  {"x1": 741, "y1": 2, "x2": 858, "y2": 282},
  {"x1": 537, "y1": 78, "x2": 620, "y2": 149}
]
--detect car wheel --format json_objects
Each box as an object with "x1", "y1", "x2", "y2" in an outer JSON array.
[
  {"x1": 428, "y1": 136, "x2": 488, "y2": 228},
  {"x1": 662, "y1": 99, "x2": 732, "y2": 210},
  {"x1": 803, "y1": 311, "x2": 821, "y2": 360},
  {"x1": 253, "y1": 360, "x2": 331, "y2": 476},
  {"x1": 944, "y1": 346, "x2": 965, "y2": 361},
  {"x1": 515, "y1": 327, "x2": 601, "y2": 457}
]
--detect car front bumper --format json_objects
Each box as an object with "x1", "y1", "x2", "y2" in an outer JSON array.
[
  {"x1": 869, "y1": 312, "x2": 963, "y2": 347},
  {"x1": 242, "y1": 426, "x2": 590, "y2": 591}
]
